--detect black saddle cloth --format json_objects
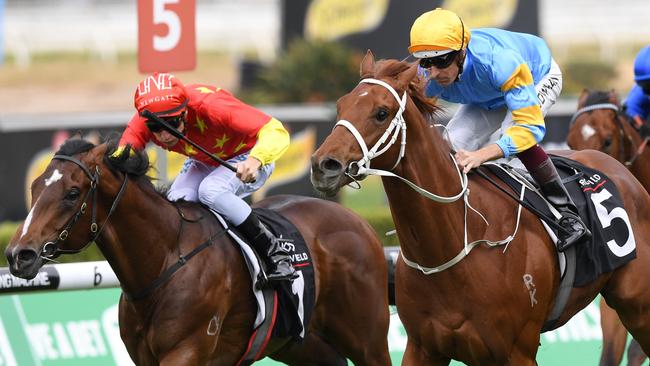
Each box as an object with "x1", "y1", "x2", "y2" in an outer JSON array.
[
  {"x1": 254, "y1": 208, "x2": 316, "y2": 339},
  {"x1": 482, "y1": 155, "x2": 636, "y2": 286}
]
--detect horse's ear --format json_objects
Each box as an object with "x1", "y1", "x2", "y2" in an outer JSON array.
[
  {"x1": 89, "y1": 143, "x2": 109, "y2": 163},
  {"x1": 578, "y1": 88, "x2": 590, "y2": 108},
  {"x1": 395, "y1": 62, "x2": 419, "y2": 92},
  {"x1": 360, "y1": 50, "x2": 375, "y2": 78}
]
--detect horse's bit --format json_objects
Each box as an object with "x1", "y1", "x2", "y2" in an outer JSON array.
[{"x1": 41, "y1": 155, "x2": 128, "y2": 259}]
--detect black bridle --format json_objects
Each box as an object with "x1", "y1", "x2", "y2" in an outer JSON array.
[{"x1": 41, "y1": 154, "x2": 129, "y2": 259}]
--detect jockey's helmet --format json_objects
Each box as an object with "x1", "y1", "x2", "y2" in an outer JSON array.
[
  {"x1": 634, "y1": 46, "x2": 650, "y2": 83},
  {"x1": 408, "y1": 8, "x2": 470, "y2": 59},
  {"x1": 134, "y1": 72, "x2": 188, "y2": 117}
]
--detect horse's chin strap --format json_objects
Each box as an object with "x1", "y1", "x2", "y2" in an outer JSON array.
[
  {"x1": 336, "y1": 77, "x2": 469, "y2": 203},
  {"x1": 41, "y1": 155, "x2": 128, "y2": 259}
]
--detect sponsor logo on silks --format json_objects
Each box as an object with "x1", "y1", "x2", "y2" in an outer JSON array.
[
  {"x1": 137, "y1": 73, "x2": 174, "y2": 96},
  {"x1": 0, "y1": 267, "x2": 60, "y2": 293},
  {"x1": 579, "y1": 173, "x2": 604, "y2": 189}
]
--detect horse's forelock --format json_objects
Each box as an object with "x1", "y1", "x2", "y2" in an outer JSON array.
[
  {"x1": 55, "y1": 138, "x2": 96, "y2": 156},
  {"x1": 585, "y1": 91, "x2": 616, "y2": 107},
  {"x1": 372, "y1": 58, "x2": 440, "y2": 118}
]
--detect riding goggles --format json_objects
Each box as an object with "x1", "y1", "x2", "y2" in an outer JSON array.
[
  {"x1": 146, "y1": 115, "x2": 183, "y2": 133},
  {"x1": 418, "y1": 50, "x2": 459, "y2": 69}
]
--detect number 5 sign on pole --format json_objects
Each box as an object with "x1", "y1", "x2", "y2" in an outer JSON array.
[{"x1": 138, "y1": 0, "x2": 196, "y2": 73}]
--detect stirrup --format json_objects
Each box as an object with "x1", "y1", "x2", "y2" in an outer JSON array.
[
  {"x1": 266, "y1": 262, "x2": 298, "y2": 283},
  {"x1": 556, "y1": 216, "x2": 591, "y2": 252}
]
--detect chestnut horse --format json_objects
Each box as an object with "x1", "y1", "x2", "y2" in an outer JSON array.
[
  {"x1": 311, "y1": 52, "x2": 650, "y2": 365},
  {"x1": 567, "y1": 89, "x2": 650, "y2": 366},
  {"x1": 5, "y1": 138, "x2": 391, "y2": 366}
]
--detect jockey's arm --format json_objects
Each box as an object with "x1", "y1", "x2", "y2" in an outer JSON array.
[
  {"x1": 493, "y1": 55, "x2": 545, "y2": 158},
  {"x1": 236, "y1": 118, "x2": 290, "y2": 182}
]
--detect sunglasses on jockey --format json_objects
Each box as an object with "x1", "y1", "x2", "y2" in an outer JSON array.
[
  {"x1": 145, "y1": 114, "x2": 183, "y2": 133},
  {"x1": 419, "y1": 51, "x2": 460, "y2": 70}
]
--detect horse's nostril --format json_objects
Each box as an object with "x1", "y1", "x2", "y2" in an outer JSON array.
[
  {"x1": 321, "y1": 158, "x2": 343, "y2": 174},
  {"x1": 17, "y1": 249, "x2": 38, "y2": 265}
]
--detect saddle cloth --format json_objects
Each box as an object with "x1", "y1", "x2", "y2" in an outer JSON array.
[
  {"x1": 483, "y1": 155, "x2": 637, "y2": 286},
  {"x1": 210, "y1": 207, "x2": 316, "y2": 339}
]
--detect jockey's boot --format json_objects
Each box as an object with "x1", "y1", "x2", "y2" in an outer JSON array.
[
  {"x1": 236, "y1": 212, "x2": 298, "y2": 285},
  {"x1": 531, "y1": 160, "x2": 591, "y2": 251},
  {"x1": 539, "y1": 177, "x2": 591, "y2": 251}
]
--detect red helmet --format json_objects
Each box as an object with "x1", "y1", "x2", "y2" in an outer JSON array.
[{"x1": 134, "y1": 73, "x2": 188, "y2": 117}]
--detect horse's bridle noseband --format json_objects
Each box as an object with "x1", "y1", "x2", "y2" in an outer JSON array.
[{"x1": 41, "y1": 154, "x2": 128, "y2": 259}]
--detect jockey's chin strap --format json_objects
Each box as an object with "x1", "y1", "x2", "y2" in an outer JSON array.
[
  {"x1": 335, "y1": 77, "x2": 469, "y2": 203},
  {"x1": 41, "y1": 155, "x2": 128, "y2": 260}
]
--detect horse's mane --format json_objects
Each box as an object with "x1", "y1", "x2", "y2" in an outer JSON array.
[
  {"x1": 104, "y1": 135, "x2": 151, "y2": 177},
  {"x1": 370, "y1": 59, "x2": 442, "y2": 120}
]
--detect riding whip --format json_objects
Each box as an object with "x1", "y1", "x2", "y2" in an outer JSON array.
[{"x1": 141, "y1": 109, "x2": 237, "y2": 173}]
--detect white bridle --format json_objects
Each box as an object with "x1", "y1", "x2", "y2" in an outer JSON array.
[
  {"x1": 333, "y1": 77, "x2": 522, "y2": 274},
  {"x1": 334, "y1": 77, "x2": 468, "y2": 203},
  {"x1": 336, "y1": 78, "x2": 408, "y2": 175}
]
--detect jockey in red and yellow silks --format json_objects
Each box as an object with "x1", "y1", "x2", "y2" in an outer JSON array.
[{"x1": 117, "y1": 72, "x2": 297, "y2": 285}]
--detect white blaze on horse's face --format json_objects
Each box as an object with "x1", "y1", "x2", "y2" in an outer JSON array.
[
  {"x1": 581, "y1": 124, "x2": 597, "y2": 141},
  {"x1": 44, "y1": 169, "x2": 63, "y2": 187},
  {"x1": 20, "y1": 200, "x2": 38, "y2": 239}
]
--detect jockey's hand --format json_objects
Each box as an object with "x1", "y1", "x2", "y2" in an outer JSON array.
[
  {"x1": 236, "y1": 156, "x2": 262, "y2": 183},
  {"x1": 454, "y1": 144, "x2": 504, "y2": 174}
]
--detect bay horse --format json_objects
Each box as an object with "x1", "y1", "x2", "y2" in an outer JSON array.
[
  {"x1": 567, "y1": 89, "x2": 650, "y2": 366},
  {"x1": 310, "y1": 51, "x2": 650, "y2": 365},
  {"x1": 5, "y1": 137, "x2": 391, "y2": 366},
  {"x1": 567, "y1": 88, "x2": 650, "y2": 189}
]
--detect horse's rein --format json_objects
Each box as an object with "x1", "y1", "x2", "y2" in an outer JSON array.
[
  {"x1": 570, "y1": 103, "x2": 646, "y2": 166},
  {"x1": 41, "y1": 155, "x2": 128, "y2": 259}
]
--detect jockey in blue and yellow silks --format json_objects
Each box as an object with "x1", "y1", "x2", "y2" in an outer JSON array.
[{"x1": 409, "y1": 8, "x2": 590, "y2": 251}]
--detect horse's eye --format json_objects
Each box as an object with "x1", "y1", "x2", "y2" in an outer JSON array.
[
  {"x1": 376, "y1": 109, "x2": 390, "y2": 122},
  {"x1": 64, "y1": 188, "x2": 80, "y2": 201}
]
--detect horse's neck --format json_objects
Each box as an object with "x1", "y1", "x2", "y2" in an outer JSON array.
[
  {"x1": 96, "y1": 181, "x2": 182, "y2": 296},
  {"x1": 381, "y1": 106, "x2": 467, "y2": 261}
]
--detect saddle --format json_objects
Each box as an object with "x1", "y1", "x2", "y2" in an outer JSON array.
[{"x1": 481, "y1": 155, "x2": 636, "y2": 287}]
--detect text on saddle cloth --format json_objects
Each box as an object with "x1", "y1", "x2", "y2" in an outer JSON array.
[{"x1": 483, "y1": 155, "x2": 636, "y2": 287}]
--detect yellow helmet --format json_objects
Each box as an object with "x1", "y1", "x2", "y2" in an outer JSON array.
[{"x1": 408, "y1": 8, "x2": 470, "y2": 58}]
